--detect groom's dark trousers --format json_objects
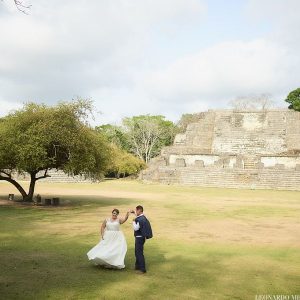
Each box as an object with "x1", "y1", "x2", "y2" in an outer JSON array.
[{"x1": 135, "y1": 237, "x2": 146, "y2": 272}]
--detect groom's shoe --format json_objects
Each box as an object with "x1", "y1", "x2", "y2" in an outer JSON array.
[{"x1": 135, "y1": 270, "x2": 146, "y2": 275}]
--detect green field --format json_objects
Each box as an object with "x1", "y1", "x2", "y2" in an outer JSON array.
[{"x1": 0, "y1": 180, "x2": 300, "y2": 300}]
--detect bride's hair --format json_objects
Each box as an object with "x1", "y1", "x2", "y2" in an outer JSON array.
[{"x1": 112, "y1": 208, "x2": 119, "y2": 215}]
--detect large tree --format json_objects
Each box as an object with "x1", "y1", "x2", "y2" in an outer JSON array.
[
  {"x1": 229, "y1": 93, "x2": 274, "y2": 110},
  {"x1": 96, "y1": 124, "x2": 130, "y2": 152},
  {"x1": 107, "y1": 145, "x2": 145, "y2": 178},
  {"x1": 122, "y1": 115, "x2": 176, "y2": 163},
  {"x1": 1, "y1": 1, "x2": 31, "y2": 14},
  {"x1": 0, "y1": 100, "x2": 111, "y2": 201},
  {"x1": 13, "y1": 0, "x2": 31, "y2": 13},
  {"x1": 285, "y1": 88, "x2": 300, "y2": 111}
]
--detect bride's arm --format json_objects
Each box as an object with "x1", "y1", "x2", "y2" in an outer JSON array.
[
  {"x1": 101, "y1": 219, "x2": 107, "y2": 239},
  {"x1": 119, "y1": 211, "x2": 130, "y2": 224}
]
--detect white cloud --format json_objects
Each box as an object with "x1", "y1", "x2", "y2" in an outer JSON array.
[
  {"x1": 142, "y1": 39, "x2": 293, "y2": 104},
  {"x1": 0, "y1": 0, "x2": 207, "y2": 123},
  {"x1": 0, "y1": 98, "x2": 23, "y2": 117},
  {"x1": 135, "y1": 0, "x2": 300, "y2": 117},
  {"x1": 0, "y1": 0, "x2": 299, "y2": 124}
]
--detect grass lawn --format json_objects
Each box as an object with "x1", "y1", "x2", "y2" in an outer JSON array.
[{"x1": 0, "y1": 180, "x2": 300, "y2": 300}]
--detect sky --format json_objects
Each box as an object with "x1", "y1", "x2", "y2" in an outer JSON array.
[{"x1": 0, "y1": 0, "x2": 299, "y2": 125}]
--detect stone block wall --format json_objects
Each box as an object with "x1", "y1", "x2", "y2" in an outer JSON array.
[
  {"x1": 141, "y1": 109, "x2": 300, "y2": 190},
  {"x1": 142, "y1": 165, "x2": 300, "y2": 190},
  {"x1": 173, "y1": 109, "x2": 300, "y2": 155},
  {"x1": 212, "y1": 111, "x2": 288, "y2": 154},
  {"x1": 13, "y1": 169, "x2": 90, "y2": 183},
  {"x1": 40, "y1": 170, "x2": 90, "y2": 183}
]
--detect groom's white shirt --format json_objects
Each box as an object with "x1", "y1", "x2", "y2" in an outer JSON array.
[{"x1": 133, "y1": 214, "x2": 144, "y2": 237}]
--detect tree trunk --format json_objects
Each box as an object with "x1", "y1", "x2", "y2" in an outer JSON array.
[
  {"x1": 0, "y1": 170, "x2": 49, "y2": 202},
  {"x1": 0, "y1": 176, "x2": 28, "y2": 200},
  {"x1": 0, "y1": 172, "x2": 37, "y2": 202},
  {"x1": 23, "y1": 172, "x2": 37, "y2": 202}
]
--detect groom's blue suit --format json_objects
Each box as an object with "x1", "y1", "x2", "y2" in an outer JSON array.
[{"x1": 134, "y1": 215, "x2": 153, "y2": 273}]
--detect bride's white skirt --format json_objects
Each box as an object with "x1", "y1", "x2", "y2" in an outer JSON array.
[{"x1": 87, "y1": 230, "x2": 127, "y2": 269}]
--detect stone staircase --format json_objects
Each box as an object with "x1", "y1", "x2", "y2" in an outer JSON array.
[
  {"x1": 158, "y1": 166, "x2": 300, "y2": 190},
  {"x1": 185, "y1": 111, "x2": 215, "y2": 152},
  {"x1": 243, "y1": 156, "x2": 256, "y2": 169}
]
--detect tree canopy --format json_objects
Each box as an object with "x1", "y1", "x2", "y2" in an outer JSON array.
[
  {"x1": 285, "y1": 88, "x2": 300, "y2": 111},
  {"x1": 98, "y1": 115, "x2": 177, "y2": 164},
  {"x1": 0, "y1": 100, "x2": 111, "y2": 201},
  {"x1": 96, "y1": 125, "x2": 146, "y2": 178},
  {"x1": 122, "y1": 115, "x2": 176, "y2": 163},
  {"x1": 107, "y1": 145, "x2": 146, "y2": 178},
  {"x1": 96, "y1": 124, "x2": 130, "y2": 152},
  {"x1": 228, "y1": 94, "x2": 274, "y2": 111}
]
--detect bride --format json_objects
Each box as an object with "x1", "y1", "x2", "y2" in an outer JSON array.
[{"x1": 87, "y1": 208, "x2": 130, "y2": 269}]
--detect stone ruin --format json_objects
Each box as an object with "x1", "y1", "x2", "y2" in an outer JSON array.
[
  {"x1": 141, "y1": 109, "x2": 300, "y2": 190},
  {"x1": 14, "y1": 169, "x2": 89, "y2": 183}
]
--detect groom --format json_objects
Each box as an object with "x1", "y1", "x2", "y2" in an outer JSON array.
[{"x1": 132, "y1": 205, "x2": 153, "y2": 274}]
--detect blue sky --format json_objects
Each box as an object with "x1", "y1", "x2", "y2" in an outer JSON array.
[
  {"x1": 130, "y1": 0, "x2": 272, "y2": 66},
  {"x1": 0, "y1": 0, "x2": 299, "y2": 125}
]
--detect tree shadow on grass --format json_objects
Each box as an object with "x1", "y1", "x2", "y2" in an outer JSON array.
[
  {"x1": 2, "y1": 229, "x2": 297, "y2": 300},
  {"x1": 0, "y1": 231, "x2": 225, "y2": 300},
  {"x1": 0, "y1": 203, "x2": 251, "y2": 299},
  {"x1": 0, "y1": 193, "x2": 138, "y2": 211}
]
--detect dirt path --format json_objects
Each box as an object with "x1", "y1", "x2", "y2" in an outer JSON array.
[{"x1": 0, "y1": 183, "x2": 163, "y2": 201}]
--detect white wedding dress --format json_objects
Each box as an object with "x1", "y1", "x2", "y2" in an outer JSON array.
[{"x1": 87, "y1": 218, "x2": 127, "y2": 269}]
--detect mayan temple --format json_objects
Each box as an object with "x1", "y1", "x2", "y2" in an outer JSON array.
[{"x1": 141, "y1": 109, "x2": 300, "y2": 190}]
